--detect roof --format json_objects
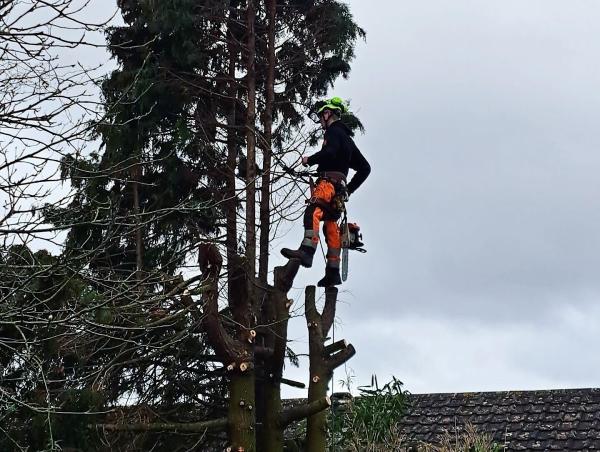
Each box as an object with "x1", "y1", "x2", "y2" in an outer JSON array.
[{"x1": 398, "y1": 388, "x2": 600, "y2": 451}]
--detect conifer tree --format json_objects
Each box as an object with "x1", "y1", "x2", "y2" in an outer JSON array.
[{"x1": 42, "y1": 1, "x2": 366, "y2": 450}]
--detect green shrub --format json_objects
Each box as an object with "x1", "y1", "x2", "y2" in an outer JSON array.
[
  {"x1": 329, "y1": 375, "x2": 409, "y2": 451},
  {"x1": 327, "y1": 376, "x2": 504, "y2": 452}
]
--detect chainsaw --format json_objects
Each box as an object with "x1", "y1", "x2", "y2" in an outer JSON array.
[{"x1": 340, "y1": 215, "x2": 367, "y2": 282}]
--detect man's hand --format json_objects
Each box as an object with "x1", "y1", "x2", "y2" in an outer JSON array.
[{"x1": 301, "y1": 156, "x2": 309, "y2": 167}]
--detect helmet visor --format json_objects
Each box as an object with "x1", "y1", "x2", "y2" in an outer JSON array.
[
  {"x1": 309, "y1": 109, "x2": 322, "y2": 124},
  {"x1": 309, "y1": 100, "x2": 327, "y2": 123}
]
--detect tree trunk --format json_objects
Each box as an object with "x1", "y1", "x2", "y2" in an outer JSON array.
[
  {"x1": 258, "y1": 0, "x2": 276, "y2": 284},
  {"x1": 229, "y1": 371, "x2": 257, "y2": 451},
  {"x1": 225, "y1": 5, "x2": 259, "y2": 447},
  {"x1": 229, "y1": 255, "x2": 257, "y2": 452},
  {"x1": 131, "y1": 162, "x2": 144, "y2": 282},
  {"x1": 196, "y1": 243, "x2": 257, "y2": 451},
  {"x1": 257, "y1": 1, "x2": 278, "y2": 448},
  {"x1": 226, "y1": 3, "x2": 239, "y2": 300},
  {"x1": 305, "y1": 286, "x2": 356, "y2": 452},
  {"x1": 261, "y1": 261, "x2": 300, "y2": 451},
  {"x1": 305, "y1": 286, "x2": 330, "y2": 452},
  {"x1": 245, "y1": 0, "x2": 257, "y2": 282}
]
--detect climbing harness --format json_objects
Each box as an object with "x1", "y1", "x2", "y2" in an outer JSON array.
[
  {"x1": 284, "y1": 164, "x2": 367, "y2": 280},
  {"x1": 308, "y1": 172, "x2": 347, "y2": 221}
]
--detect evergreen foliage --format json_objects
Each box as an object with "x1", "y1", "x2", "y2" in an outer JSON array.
[{"x1": 54, "y1": 0, "x2": 232, "y2": 274}]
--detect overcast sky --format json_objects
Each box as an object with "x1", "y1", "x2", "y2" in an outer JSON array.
[
  {"x1": 61, "y1": 1, "x2": 600, "y2": 396},
  {"x1": 282, "y1": 0, "x2": 600, "y2": 396}
]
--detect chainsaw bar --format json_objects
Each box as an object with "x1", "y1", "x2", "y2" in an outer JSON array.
[
  {"x1": 341, "y1": 218, "x2": 350, "y2": 282},
  {"x1": 341, "y1": 247, "x2": 349, "y2": 281}
]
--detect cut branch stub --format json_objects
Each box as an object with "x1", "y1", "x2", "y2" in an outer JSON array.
[
  {"x1": 304, "y1": 285, "x2": 317, "y2": 314},
  {"x1": 324, "y1": 339, "x2": 348, "y2": 356},
  {"x1": 321, "y1": 286, "x2": 338, "y2": 335},
  {"x1": 327, "y1": 343, "x2": 357, "y2": 370},
  {"x1": 274, "y1": 259, "x2": 301, "y2": 292},
  {"x1": 279, "y1": 396, "x2": 332, "y2": 428}
]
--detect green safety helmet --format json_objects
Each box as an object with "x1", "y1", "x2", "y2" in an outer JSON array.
[{"x1": 316, "y1": 96, "x2": 349, "y2": 116}]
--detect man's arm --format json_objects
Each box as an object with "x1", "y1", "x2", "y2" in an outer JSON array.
[
  {"x1": 346, "y1": 146, "x2": 371, "y2": 194},
  {"x1": 305, "y1": 128, "x2": 342, "y2": 166}
]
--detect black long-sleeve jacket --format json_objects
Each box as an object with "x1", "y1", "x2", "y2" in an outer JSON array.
[{"x1": 306, "y1": 121, "x2": 371, "y2": 194}]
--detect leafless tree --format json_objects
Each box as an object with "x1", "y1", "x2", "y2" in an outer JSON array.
[
  {"x1": 0, "y1": 0, "x2": 110, "y2": 243},
  {"x1": 0, "y1": 2, "x2": 123, "y2": 450}
]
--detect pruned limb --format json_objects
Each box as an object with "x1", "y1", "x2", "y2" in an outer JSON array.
[
  {"x1": 94, "y1": 418, "x2": 228, "y2": 433},
  {"x1": 202, "y1": 282, "x2": 241, "y2": 365},
  {"x1": 324, "y1": 339, "x2": 348, "y2": 356},
  {"x1": 279, "y1": 377, "x2": 305, "y2": 389},
  {"x1": 279, "y1": 396, "x2": 331, "y2": 428},
  {"x1": 328, "y1": 343, "x2": 356, "y2": 370},
  {"x1": 273, "y1": 259, "x2": 301, "y2": 292},
  {"x1": 321, "y1": 286, "x2": 338, "y2": 336},
  {"x1": 199, "y1": 244, "x2": 244, "y2": 366},
  {"x1": 229, "y1": 253, "x2": 251, "y2": 330},
  {"x1": 165, "y1": 273, "x2": 206, "y2": 300},
  {"x1": 304, "y1": 285, "x2": 320, "y2": 327}
]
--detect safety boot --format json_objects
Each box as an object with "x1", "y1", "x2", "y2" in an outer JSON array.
[
  {"x1": 317, "y1": 266, "x2": 342, "y2": 287},
  {"x1": 281, "y1": 245, "x2": 315, "y2": 268}
]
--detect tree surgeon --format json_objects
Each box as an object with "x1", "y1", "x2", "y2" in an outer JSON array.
[{"x1": 281, "y1": 97, "x2": 371, "y2": 286}]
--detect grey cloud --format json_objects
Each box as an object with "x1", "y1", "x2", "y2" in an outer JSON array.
[{"x1": 288, "y1": 0, "x2": 600, "y2": 391}]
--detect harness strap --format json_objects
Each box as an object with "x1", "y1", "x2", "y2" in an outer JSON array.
[{"x1": 318, "y1": 171, "x2": 347, "y2": 185}]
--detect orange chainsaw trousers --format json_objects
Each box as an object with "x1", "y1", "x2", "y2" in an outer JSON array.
[{"x1": 301, "y1": 180, "x2": 341, "y2": 266}]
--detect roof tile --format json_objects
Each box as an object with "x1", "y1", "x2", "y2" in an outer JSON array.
[{"x1": 398, "y1": 388, "x2": 600, "y2": 451}]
